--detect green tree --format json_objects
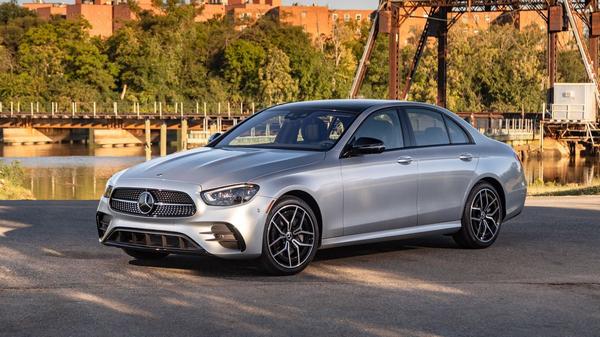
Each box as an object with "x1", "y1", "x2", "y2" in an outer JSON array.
[
  {"x1": 258, "y1": 46, "x2": 298, "y2": 104},
  {"x1": 0, "y1": 1, "x2": 35, "y2": 25},
  {"x1": 17, "y1": 18, "x2": 117, "y2": 102},
  {"x1": 242, "y1": 18, "x2": 335, "y2": 100},
  {"x1": 323, "y1": 21, "x2": 362, "y2": 98},
  {"x1": 557, "y1": 47, "x2": 587, "y2": 83},
  {"x1": 223, "y1": 39, "x2": 266, "y2": 101}
]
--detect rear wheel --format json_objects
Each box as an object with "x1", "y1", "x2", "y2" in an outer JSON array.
[
  {"x1": 260, "y1": 196, "x2": 319, "y2": 276},
  {"x1": 453, "y1": 182, "x2": 504, "y2": 249},
  {"x1": 122, "y1": 248, "x2": 169, "y2": 260}
]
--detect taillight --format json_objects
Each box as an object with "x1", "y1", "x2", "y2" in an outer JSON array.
[{"x1": 514, "y1": 151, "x2": 524, "y2": 170}]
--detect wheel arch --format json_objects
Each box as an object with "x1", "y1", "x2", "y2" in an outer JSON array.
[
  {"x1": 279, "y1": 190, "x2": 323, "y2": 247},
  {"x1": 476, "y1": 177, "x2": 507, "y2": 220}
]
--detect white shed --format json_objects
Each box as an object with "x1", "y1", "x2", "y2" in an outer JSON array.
[{"x1": 551, "y1": 83, "x2": 597, "y2": 122}]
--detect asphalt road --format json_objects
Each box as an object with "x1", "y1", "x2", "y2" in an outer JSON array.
[{"x1": 0, "y1": 197, "x2": 599, "y2": 337}]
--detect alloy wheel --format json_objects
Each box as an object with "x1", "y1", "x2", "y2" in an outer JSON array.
[
  {"x1": 266, "y1": 204, "x2": 316, "y2": 269},
  {"x1": 469, "y1": 188, "x2": 501, "y2": 243}
]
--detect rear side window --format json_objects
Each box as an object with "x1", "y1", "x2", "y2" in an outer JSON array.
[
  {"x1": 445, "y1": 116, "x2": 470, "y2": 144},
  {"x1": 406, "y1": 108, "x2": 450, "y2": 146}
]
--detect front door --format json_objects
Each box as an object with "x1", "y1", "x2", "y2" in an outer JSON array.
[{"x1": 341, "y1": 108, "x2": 419, "y2": 235}]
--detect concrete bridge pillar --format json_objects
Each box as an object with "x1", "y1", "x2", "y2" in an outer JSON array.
[
  {"x1": 91, "y1": 129, "x2": 145, "y2": 148},
  {"x1": 177, "y1": 119, "x2": 188, "y2": 152},
  {"x1": 2, "y1": 128, "x2": 69, "y2": 145},
  {"x1": 145, "y1": 119, "x2": 152, "y2": 161},
  {"x1": 160, "y1": 122, "x2": 167, "y2": 157}
]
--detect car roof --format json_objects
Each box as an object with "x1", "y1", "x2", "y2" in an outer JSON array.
[{"x1": 274, "y1": 99, "x2": 424, "y2": 113}]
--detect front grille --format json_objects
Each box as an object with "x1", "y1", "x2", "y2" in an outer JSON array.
[
  {"x1": 104, "y1": 228, "x2": 206, "y2": 255},
  {"x1": 109, "y1": 188, "x2": 196, "y2": 217}
]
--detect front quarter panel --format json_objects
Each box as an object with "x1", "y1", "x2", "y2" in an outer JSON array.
[{"x1": 252, "y1": 155, "x2": 343, "y2": 239}]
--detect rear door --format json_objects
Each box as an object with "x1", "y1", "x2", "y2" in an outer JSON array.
[{"x1": 400, "y1": 106, "x2": 479, "y2": 225}]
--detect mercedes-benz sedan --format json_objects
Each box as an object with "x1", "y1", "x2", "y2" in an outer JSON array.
[{"x1": 96, "y1": 100, "x2": 526, "y2": 275}]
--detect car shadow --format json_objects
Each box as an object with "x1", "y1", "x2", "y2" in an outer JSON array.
[
  {"x1": 128, "y1": 255, "x2": 267, "y2": 277},
  {"x1": 127, "y1": 234, "x2": 459, "y2": 277},
  {"x1": 314, "y1": 235, "x2": 459, "y2": 261}
]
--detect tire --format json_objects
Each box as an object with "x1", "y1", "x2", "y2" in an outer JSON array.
[
  {"x1": 260, "y1": 196, "x2": 320, "y2": 276},
  {"x1": 122, "y1": 248, "x2": 169, "y2": 260},
  {"x1": 453, "y1": 182, "x2": 504, "y2": 249}
]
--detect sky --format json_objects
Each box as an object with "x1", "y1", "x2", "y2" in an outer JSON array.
[{"x1": 5, "y1": 0, "x2": 380, "y2": 10}]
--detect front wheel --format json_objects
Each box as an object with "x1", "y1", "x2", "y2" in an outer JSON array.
[
  {"x1": 453, "y1": 182, "x2": 504, "y2": 249},
  {"x1": 260, "y1": 196, "x2": 320, "y2": 276},
  {"x1": 122, "y1": 248, "x2": 169, "y2": 260}
]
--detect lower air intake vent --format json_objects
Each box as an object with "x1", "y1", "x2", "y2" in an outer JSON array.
[{"x1": 104, "y1": 229, "x2": 206, "y2": 255}]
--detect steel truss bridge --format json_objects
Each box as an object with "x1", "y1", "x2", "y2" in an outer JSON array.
[{"x1": 349, "y1": 0, "x2": 600, "y2": 152}]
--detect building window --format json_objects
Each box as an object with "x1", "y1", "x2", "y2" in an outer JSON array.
[
  {"x1": 256, "y1": 13, "x2": 261, "y2": 19},
  {"x1": 355, "y1": 14, "x2": 362, "y2": 21},
  {"x1": 344, "y1": 14, "x2": 350, "y2": 22},
  {"x1": 485, "y1": 15, "x2": 490, "y2": 22},
  {"x1": 301, "y1": 11, "x2": 307, "y2": 18},
  {"x1": 332, "y1": 13, "x2": 338, "y2": 21}
]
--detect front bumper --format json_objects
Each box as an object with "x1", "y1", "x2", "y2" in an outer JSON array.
[{"x1": 97, "y1": 179, "x2": 275, "y2": 259}]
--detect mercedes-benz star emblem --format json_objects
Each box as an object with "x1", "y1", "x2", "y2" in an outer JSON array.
[{"x1": 137, "y1": 191, "x2": 155, "y2": 215}]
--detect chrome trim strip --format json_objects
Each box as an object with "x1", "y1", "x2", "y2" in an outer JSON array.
[
  {"x1": 111, "y1": 198, "x2": 137, "y2": 204},
  {"x1": 110, "y1": 198, "x2": 194, "y2": 207}
]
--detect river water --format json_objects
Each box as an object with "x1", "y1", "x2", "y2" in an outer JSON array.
[{"x1": 1, "y1": 143, "x2": 599, "y2": 200}]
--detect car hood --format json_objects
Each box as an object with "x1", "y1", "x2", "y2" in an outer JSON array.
[{"x1": 117, "y1": 147, "x2": 324, "y2": 190}]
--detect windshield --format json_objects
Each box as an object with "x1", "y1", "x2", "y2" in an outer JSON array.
[{"x1": 215, "y1": 108, "x2": 358, "y2": 151}]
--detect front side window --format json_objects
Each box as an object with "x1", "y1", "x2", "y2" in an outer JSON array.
[
  {"x1": 352, "y1": 109, "x2": 403, "y2": 150},
  {"x1": 406, "y1": 108, "x2": 450, "y2": 147},
  {"x1": 215, "y1": 108, "x2": 357, "y2": 151}
]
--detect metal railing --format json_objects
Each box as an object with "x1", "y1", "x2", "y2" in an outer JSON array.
[
  {"x1": 482, "y1": 118, "x2": 539, "y2": 140},
  {"x1": 0, "y1": 101, "x2": 273, "y2": 118}
]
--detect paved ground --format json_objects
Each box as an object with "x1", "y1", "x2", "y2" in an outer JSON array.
[{"x1": 0, "y1": 197, "x2": 599, "y2": 337}]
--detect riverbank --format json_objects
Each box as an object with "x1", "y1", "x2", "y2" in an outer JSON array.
[
  {"x1": 527, "y1": 178, "x2": 600, "y2": 196},
  {"x1": 0, "y1": 162, "x2": 34, "y2": 200}
]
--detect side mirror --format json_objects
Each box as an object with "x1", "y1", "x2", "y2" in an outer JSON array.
[
  {"x1": 208, "y1": 133, "x2": 222, "y2": 143},
  {"x1": 349, "y1": 137, "x2": 385, "y2": 155}
]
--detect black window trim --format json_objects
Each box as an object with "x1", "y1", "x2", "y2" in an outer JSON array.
[{"x1": 399, "y1": 105, "x2": 476, "y2": 150}]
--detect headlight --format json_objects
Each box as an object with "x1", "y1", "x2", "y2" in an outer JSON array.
[
  {"x1": 103, "y1": 185, "x2": 113, "y2": 198},
  {"x1": 201, "y1": 184, "x2": 259, "y2": 206}
]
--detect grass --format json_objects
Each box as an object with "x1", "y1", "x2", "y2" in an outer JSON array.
[
  {"x1": 528, "y1": 178, "x2": 600, "y2": 196},
  {"x1": 0, "y1": 161, "x2": 34, "y2": 200}
]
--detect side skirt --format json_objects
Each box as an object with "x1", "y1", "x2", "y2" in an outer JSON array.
[{"x1": 320, "y1": 221, "x2": 461, "y2": 249}]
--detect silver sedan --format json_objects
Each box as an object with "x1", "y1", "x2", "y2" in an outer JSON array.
[{"x1": 96, "y1": 100, "x2": 527, "y2": 275}]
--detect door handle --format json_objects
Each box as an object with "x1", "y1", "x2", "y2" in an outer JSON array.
[
  {"x1": 397, "y1": 156, "x2": 413, "y2": 165},
  {"x1": 459, "y1": 153, "x2": 473, "y2": 162}
]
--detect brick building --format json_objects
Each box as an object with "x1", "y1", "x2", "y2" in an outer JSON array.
[
  {"x1": 22, "y1": 0, "x2": 553, "y2": 42},
  {"x1": 66, "y1": 0, "x2": 114, "y2": 37},
  {"x1": 23, "y1": 2, "x2": 67, "y2": 20}
]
